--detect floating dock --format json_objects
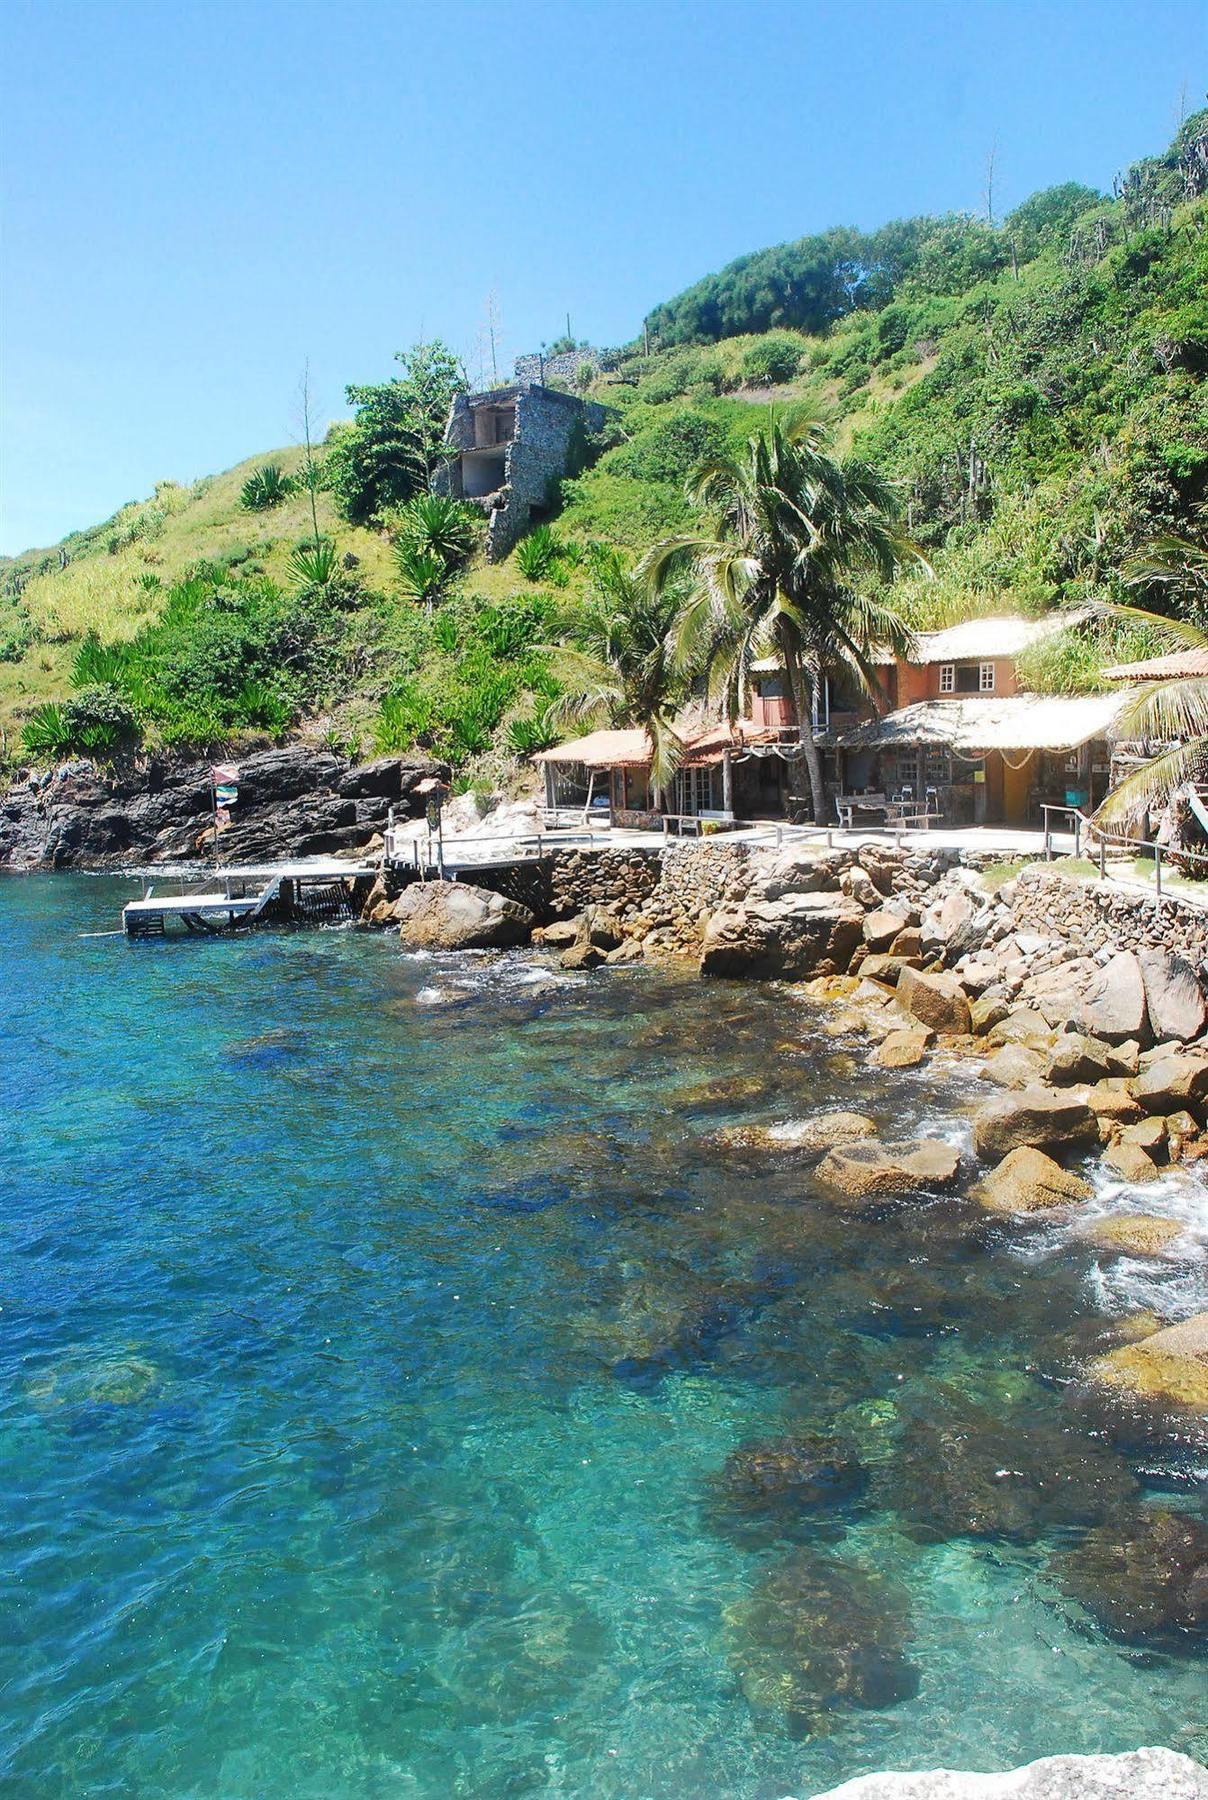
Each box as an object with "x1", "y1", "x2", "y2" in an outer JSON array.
[{"x1": 121, "y1": 859, "x2": 376, "y2": 938}]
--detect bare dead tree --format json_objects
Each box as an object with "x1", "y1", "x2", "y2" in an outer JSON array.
[{"x1": 294, "y1": 362, "x2": 324, "y2": 548}]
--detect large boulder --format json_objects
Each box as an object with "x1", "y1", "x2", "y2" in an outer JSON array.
[
  {"x1": 700, "y1": 892, "x2": 864, "y2": 980},
  {"x1": 896, "y1": 967, "x2": 971, "y2": 1036},
  {"x1": 863, "y1": 907, "x2": 906, "y2": 952},
  {"x1": 971, "y1": 1146, "x2": 1092, "y2": 1214},
  {"x1": 809, "y1": 1748, "x2": 1208, "y2": 1799},
  {"x1": 869, "y1": 1028, "x2": 933, "y2": 1069},
  {"x1": 1138, "y1": 947, "x2": 1208, "y2": 1044},
  {"x1": 394, "y1": 880, "x2": 533, "y2": 950},
  {"x1": 972, "y1": 1086, "x2": 1097, "y2": 1162},
  {"x1": 1046, "y1": 1032, "x2": 1111, "y2": 1086},
  {"x1": 1090, "y1": 1310, "x2": 1208, "y2": 1412},
  {"x1": 816, "y1": 1138, "x2": 961, "y2": 1200},
  {"x1": 977, "y1": 1044, "x2": 1047, "y2": 1090},
  {"x1": 1071, "y1": 950, "x2": 1149, "y2": 1045},
  {"x1": 1131, "y1": 1052, "x2": 1208, "y2": 1114}
]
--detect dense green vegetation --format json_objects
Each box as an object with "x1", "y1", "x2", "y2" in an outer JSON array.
[{"x1": 3, "y1": 109, "x2": 1205, "y2": 781}]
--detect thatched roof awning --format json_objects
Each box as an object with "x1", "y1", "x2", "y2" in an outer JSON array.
[{"x1": 836, "y1": 693, "x2": 1128, "y2": 755}]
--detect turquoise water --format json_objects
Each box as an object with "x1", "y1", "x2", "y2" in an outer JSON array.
[{"x1": 2, "y1": 875, "x2": 1205, "y2": 1799}]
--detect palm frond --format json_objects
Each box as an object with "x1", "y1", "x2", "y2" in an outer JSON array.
[
  {"x1": 1094, "y1": 741, "x2": 1208, "y2": 825},
  {"x1": 1115, "y1": 676, "x2": 1208, "y2": 742}
]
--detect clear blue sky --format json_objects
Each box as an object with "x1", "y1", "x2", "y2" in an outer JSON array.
[{"x1": 1, "y1": 0, "x2": 1203, "y2": 553}]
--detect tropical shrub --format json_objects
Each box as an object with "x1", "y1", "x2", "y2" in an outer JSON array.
[
  {"x1": 21, "y1": 703, "x2": 72, "y2": 758},
  {"x1": 240, "y1": 463, "x2": 296, "y2": 511},
  {"x1": 233, "y1": 678, "x2": 292, "y2": 732},
  {"x1": 326, "y1": 340, "x2": 465, "y2": 526},
  {"x1": 24, "y1": 686, "x2": 142, "y2": 758},
  {"x1": 515, "y1": 525, "x2": 559, "y2": 582},
  {"x1": 374, "y1": 685, "x2": 434, "y2": 752},
  {"x1": 606, "y1": 409, "x2": 733, "y2": 486}
]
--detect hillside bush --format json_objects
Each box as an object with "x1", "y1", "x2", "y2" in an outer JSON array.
[
  {"x1": 739, "y1": 332, "x2": 805, "y2": 385},
  {"x1": 606, "y1": 409, "x2": 732, "y2": 485}
]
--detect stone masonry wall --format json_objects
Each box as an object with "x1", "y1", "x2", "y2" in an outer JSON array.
[
  {"x1": 1011, "y1": 866, "x2": 1208, "y2": 967},
  {"x1": 513, "y1": 347, "x2": 619, "y2": 385},
  {"x1": 448, "y1": 848, "x2": 662, "y2": 922}
]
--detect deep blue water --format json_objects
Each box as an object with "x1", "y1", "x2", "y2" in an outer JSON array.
[{"x1": 2, "y1": 875, "x2": 1205, "y2": 1799}]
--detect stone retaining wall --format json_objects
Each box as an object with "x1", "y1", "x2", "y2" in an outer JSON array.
[{"x1": 1012, "y1": 866, "x2": 1208, "y2": 967}]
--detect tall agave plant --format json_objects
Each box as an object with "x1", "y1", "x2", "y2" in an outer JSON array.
[{"x1": 240, "y1": 463, "x2": 296, "y2": 511}]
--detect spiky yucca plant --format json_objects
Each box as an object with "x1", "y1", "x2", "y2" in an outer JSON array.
[{"x1": 240, "y1": 463, "x2": 295, "y2": 511}]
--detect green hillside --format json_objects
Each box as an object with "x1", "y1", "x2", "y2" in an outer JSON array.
[{"x1": 3, "y1": 109, "x2": 1205, "y2": 779}]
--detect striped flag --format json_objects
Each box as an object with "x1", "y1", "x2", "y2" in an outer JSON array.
[{"x1": 215, "y1": 783, "x2": 238, "y2": 807}]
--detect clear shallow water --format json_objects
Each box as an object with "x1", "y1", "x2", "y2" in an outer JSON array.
[{"x1": 1, "y1": 875, "x2": 1205, "y2": 1800}]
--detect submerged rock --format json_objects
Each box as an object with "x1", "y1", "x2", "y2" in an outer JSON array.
[
  {"x1": 1081, "y1": 1213, "x2": 1187, "y2": 1259},
  {"x1": 716, "y1": 1112, "x2": 877, "y2": 1158},
  {"x1": 1090, "y1": 1311, "x2": 1208, "y2": 1413},
  {"x1": 394, "y1": 880, "x2": 533, "y2": 950},
  {"x1": 707, "y1": 1434, "x2": 866, "y2": 1545},
  {"x1": 882, "y1": 1387, "x2": 1137, "y2": 1544},
  {"x1": 727, "y1": 1548, "x2": 919, "y2": 1735},
  {"x1": 815, "y1": 1139, "x2": 961, "y2": 1201},
  {"x1": 1050, "y1": 1509, "x2": 1208, "y2": 1651},
  {"x1": 869, "y1": 1028, "x2": 933, "y2": 1069}
]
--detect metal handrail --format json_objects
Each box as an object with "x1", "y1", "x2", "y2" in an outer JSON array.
[{"x1": 1041, "y1": 802, "x2": 1208, "y2": 902}]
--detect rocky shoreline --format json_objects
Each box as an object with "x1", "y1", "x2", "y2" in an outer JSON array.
[
  {"x1": 366, "y1": 836, "x2": 1208, "y2": 1439},
  {"x1": 0, "y1": 746, "x2": 444, "y2": 869}
]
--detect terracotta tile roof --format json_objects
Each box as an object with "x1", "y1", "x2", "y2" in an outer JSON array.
[{"x1": 1104, "y1": 647, "x2": 1208, "y2": 681}]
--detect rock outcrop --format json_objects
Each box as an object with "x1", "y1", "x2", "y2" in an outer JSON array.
[
  {"x1": 700, "y1": 891, "x2": 864, "y2": 979},
  {"x1": 0, "y1": 748, "x2": 443, "y2": 869},
  {"x1": 393, "y1": 880, "x2": 534, "y2": 951},
  {"x1": 807, "y1": 1747, "x2": 1208, "y2": 1800}
]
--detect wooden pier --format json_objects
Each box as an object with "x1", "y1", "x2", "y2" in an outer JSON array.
[{"x1": 121, "y1": 859, "x2": 376, "y2": 938}]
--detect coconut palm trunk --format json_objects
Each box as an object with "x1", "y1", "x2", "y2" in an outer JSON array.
[{"x1": 779, "y1": 623, "x2": 827, "y2": 823}]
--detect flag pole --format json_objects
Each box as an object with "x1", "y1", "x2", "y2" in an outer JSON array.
[{"x1": 212, "y1": 769, "x2": 219, "y2": 870}]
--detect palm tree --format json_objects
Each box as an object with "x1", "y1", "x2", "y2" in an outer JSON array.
[
  {"x1": 642, "y1": 411, "x2": 921, "y2": 823},
  {"x1": 546, "y1": 547, "x2": 688, "y2": 801}
]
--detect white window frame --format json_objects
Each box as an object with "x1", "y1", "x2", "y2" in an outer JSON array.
[
  {"x1": 979, "y1": 661, "x2": 996, "y2": 692},
  {"x1": 939, "y1": 663, "x2": 955, "y2": 694}
]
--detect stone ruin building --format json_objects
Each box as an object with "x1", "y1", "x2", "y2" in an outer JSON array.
[{"x1": 439, "y1": 383, "x2": 608, "y2": 561}]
